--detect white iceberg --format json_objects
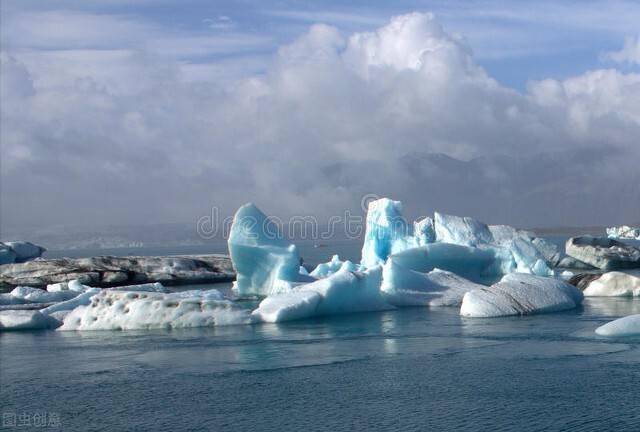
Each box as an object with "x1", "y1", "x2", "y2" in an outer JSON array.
[
  {"x1": 310, "y1": 255, "x2": 362, "y2": 278},
  {"x1": 9, "y1": 286, "x2": 80, "y2": 304},
  {"x1": 607, "y1": 225, "x2": 640, "y2": 240},
  {"x1": 0, "y1": 310, "x2": 60, "y2": 331},
  {"x1": 434, "y1": 212, "x2": 494, "y2": 246},
  {"x1": 228, "y1": 203, "x2": 314, "y2": 296},
  {"x1": 595, "y1": 314, "x2": 640, "y2": 337},
  {"x1": 252, "y1": 266, "x2": 392, "y2": 323},
  {"x1": 381, "y1": 258, "x2": 485, "y2": 306},
  {"x1": 59, "y1": 290, "x2": 251, "y2": 331},
  {"x1": 583, "y1": 271, "x2": 640, "y2": 297},
  {"x1": 460, "y1": 273, "x2": 583, "y2": 318},
  {"x1": 39, "y1": 288, "x2": 101, "y2": 316}
]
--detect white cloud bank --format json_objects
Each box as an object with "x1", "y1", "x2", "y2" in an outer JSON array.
[{"x1": 1, "y1": 12, "x2": 639, "y2": 230}]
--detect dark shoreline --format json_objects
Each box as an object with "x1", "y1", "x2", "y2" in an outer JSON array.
[{"x1": 0, "y1": 254, "x2": 235, "y2": 292}]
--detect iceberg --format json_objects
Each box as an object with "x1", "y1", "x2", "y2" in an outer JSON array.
[
  {"x1": 359, "y1": 198, "x2": 560, "y2": 279},
  {"x1": 59, "y1": 290, "x2": 251, "y2": 331},
  {"x1": 361, "y1": 198, "x2": 413, "y2": 268},
  {"x1": 595, "y1": 314, "x2": 640, "y2": 337},
  {"x1": 0, "y1": 310, "x2": 60, "y2": 331},
  {"x1": 9, "y1": 286, "x2": 80, "y2": 304},
  {"x1": 582, "y1": 271, "x2": 640, "y2": 297},
  {"x1": 310, "y1": 255, "x2": 362, "y2": 278},
  {"x1": 228, "y1": 203, "x2": 314, "y2": 296},
  {"x1": 0, "y1": 241, "x2": 46, "y2": 264},
  {"x1": 39, "y1": 288, "x2": 101, "y2": 316},
  {"x1": 565, "y1": 236, "x2": 640, "y2": 271},
  {"x1": 252, "y1": 266, "x2": 392, "y2": 323},
  {"x1": 607, "y1": 225, "x2": 640, "y2": 240},
  {"x1": 388, "y1": 243, "x2": 503, "y2": 283},
  {"x1": 381, "y1": 258, "x2": 485, "y2": 306},
  {"x1": 434, "y1": 212, "x2": 494, "y2": 246},
  {"x1": 460, "y1": 273, "x2": 583, "y2": 318}
]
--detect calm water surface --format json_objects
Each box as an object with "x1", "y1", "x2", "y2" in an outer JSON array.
[
  {"x1": 4, "y1": 237, "x2": 640, "y2": 431},
  {"x1": 2, "y1": 297, "x2": 640, "y2": 431}
]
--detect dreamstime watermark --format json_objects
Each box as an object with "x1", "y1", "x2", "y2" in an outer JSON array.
[{"x1": 196, "y1": 194, "x2": 417, "y2": 242}]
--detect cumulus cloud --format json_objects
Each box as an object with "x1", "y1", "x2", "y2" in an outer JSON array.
[{"x1": 1, "y1": 12, "x2": 639, "y2": 233}]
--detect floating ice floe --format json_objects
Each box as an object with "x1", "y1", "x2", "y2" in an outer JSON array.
[
  {"x1": 460, "y1": 273, "x2": 583, "y2": 318},
  {"x1": 607, "y1": 225, "x2": 640, "y2": 240},
  {"x1": 381, "y1": 258, "x2": 485, "y2": 306},
  {"x1": 228, "y1": 203, "x2": 315, "y2": 296},
  {"x1": 596, "y1": 315, "x2": 640, "y2": 337},
  {"x1": 59, "y1": 289, "x2": 250, "y2": 331},
  {"x1": 252, "y1": 266, "x2": 392, "y2": 323},
  {"x1": 582, "y1": 271, "x2": 640, "y2": 297},
  {"x1": 8, "y1": 286, "x2": 80, "y2": 304}
]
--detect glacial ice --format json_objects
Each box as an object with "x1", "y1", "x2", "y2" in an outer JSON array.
[
  {"x1": 583, "y1": 271, "x2": 640, "y2": 297},
  {"x1": 310, "y1": 255, "x2": 362, "y2": 278},
  {"x1": 381, "y1": 258, "x2": 485, "y2": 306},
  {"x1": 9, "y1": 286, "x2": 80, "y2": 304},
  {"x1": 228, "y1": 203, "x2": 314, "y2": 296},
  {"x1": 0, "y1": 310, "x2": 60, "y2": 331},
  {"x1": 434, "y1": 212, "x2": 494, "y2": 246},
  {"x1": 0, "y1": 241, "x2": 46, "y2": 264},
  {"x1": 39, "y1": 288, "x2": 101, "y2": 316},
  {"x1": 607, "y1": 225, "x2": 640, "y2": 240},
  {"x1": 460, "y1": 273, "x2": 583, "y2": 318},
  {"x1": 359, "y1": 198, "x2": 560, "y2": 279},
  {"x1": 595, "y1": 314, "x2": 640, "y2": 337},
  {"x1": 388, "y1": 243, "x2": 502, "y2": 283},
  {"x1": 59, "y1": 290, "x2": 251, "y2": 331},
  {"x1": 360, "y1": 198, "x2": 414, "y2": 268},
  {"x1": 252, "y1": 266, "x2": 392, "y2": 323}
]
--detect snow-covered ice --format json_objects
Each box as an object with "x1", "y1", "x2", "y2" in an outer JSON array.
[
  {"x1": 596, "y1": 314, "x2": 640, "y2": 337},
  {"x1": 583, "y1": 271, "x2": 640, "y2": 297},
  {"x1": 59, "y1": 290, "x2": 250, "y2": 331},
  {"x1": 252, "y1": 266, "x2": 392, "y2": 323},
  {"x1": 607, "y1": 225, "x2": 640, "y2": 240},
  {"x1": 381, "y1": 258, "x2": 485, "y2": 306},
  {"x1": 228, "y1": 203, "x2": 314, "y2": 296},
  {"x1": 460, "y1": 273, "x2": 583, "y2": 318}
]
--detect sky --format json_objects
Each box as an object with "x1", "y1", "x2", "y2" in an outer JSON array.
[{"x1": 1, "y1": 0, "x2": 639, "y2": 234}]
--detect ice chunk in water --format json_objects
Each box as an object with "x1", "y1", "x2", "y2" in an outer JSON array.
[
  {"x1": 583, "y1": 271, "x2": 640, "y2": 297},
  {"x1": 59, "y1": 290, "x2": 251, "y2": 331},
  {"x1": 381, "y1": 258, "x2": 485, "y2": 306},
  {"x1": 228, "y1": 203, "x2": 313, "y2": 296},
  {"x1": 252, "y1": 267, "x2": 392, "y2": 323},
  {"x1": 0, "y1": 310, "x2": 60, "y2": 331},
  {"x1": 595, "y1": 314, "x2": 640, "y2": 336},
  {"x1": 460, "y1": 273, "x2": 583, "y2": 318}
]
